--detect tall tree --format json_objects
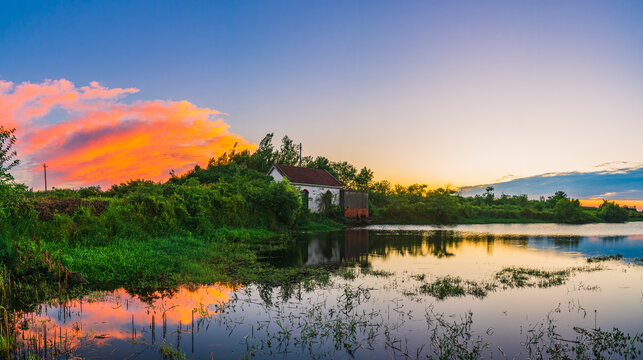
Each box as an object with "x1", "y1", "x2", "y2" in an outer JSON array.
[
  {"x1": 276, "y1": 135, "x2": 300, "y2": 166},
  {"x1": 252, "y1": 133, "x2": 277, "y2": 172},
  {"x1": 354, "y1": 167, "x2": 374, "y2": 192},
  {"x1": 0, "y1": 127, "x2": 19, "y2": 183},
  {"x1": 330, "y1": 161, "x2": 357, "y2": 189}
]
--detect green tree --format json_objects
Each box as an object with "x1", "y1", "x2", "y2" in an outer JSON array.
[
  {"x1": 276, "y1": 135, "x2": 300, "y2": 166},
  {"x1": 0, "y1": 127, "x2": 19, "y2": 183},
  {"x1": 250, "y1": 133, "x2": 277, "y2": 172},
  {"x1": 371, "y1": 180, "x2": 392, "y2": 195},
  {"x1": 354, "y1": 167, "x2": 374, "y2": 192},
  {"x1": 547, "y1": 191, "x2": 568, "y2": 208},
  {"x1": 330, "y1": 161, "x2": 357, "y2": 189},
  {"x1": 483, "y1": 186, "x2": 494, "y2": 204},
  {"x1": 597, "y1": 201, "x2": 629, "y2": 223},
  {"x1": 302, "y1": 156, "x2": 333, "y2": 174},
  {"x1": 554, "y1": 198, "x2": 591, "y2": 224},
  {"x1": 425, "y1": 187, "x2": 460, "y2": 224}
]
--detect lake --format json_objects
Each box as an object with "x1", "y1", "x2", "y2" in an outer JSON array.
[{"x1": 12, "y1": 223, "x2": 643, "y2": 359}]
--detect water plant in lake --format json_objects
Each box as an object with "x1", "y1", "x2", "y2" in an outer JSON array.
[
  {"x1": 358, "y1": 264, "x2": 394, "y2": 278},
  {"x1": 418, "y1": 276, "x2": 495, "y2": 300},
  {"x1": 157, "y1": 342, "x2": 187, "y2": 360},
  {"x1": 208, "y1": 282, "x2": 642, "y2": 359},
  {"x1": 587, "y1": 254, "x2": 624, "y2": 263},
  {"x1": 424, "y1": 307, "x2": 491, "y2": 360},
  {"x1": 413, "y1": 265, "x2": 604, "y2": 300},
  {"x1": 493, "y1": 266, "x2": 604, "y2": 289},
  {"x1": 522, "y1": 307, "x2": 643, "y2": 359}
]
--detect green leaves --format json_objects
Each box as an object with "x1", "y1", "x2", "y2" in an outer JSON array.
[{"x1": 0, "y1": 127, "x2": 19, "y2": 183}]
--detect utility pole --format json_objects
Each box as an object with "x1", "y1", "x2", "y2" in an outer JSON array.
[
  {"x1": 43, "y1": 163, "x2": 48, "y2": 191},
  {"x1": 299, "y1": 143, "x2": 302, "y2": 166}
]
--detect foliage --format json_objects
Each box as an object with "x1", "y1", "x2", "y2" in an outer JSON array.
[
  {"x1": 554, "y1": 198, "x2": 597, "y2": 224},
  {"x1": 0, "y1": 127, "x2": 19, "y2": 183},
  {"x1": 586, "y1": 254, "x2": 623, "y2": 263},
  {"x1": 597, "y1": 201, "x2": 629, "y2": 223}
]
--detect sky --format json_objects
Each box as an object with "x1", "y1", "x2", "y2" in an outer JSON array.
[
  {"x1": 1, "y1": 0, "x2": 642, "y2": 193},
  {"x1": 459, "y1": 163, "x2": 643, "y2": 209}
]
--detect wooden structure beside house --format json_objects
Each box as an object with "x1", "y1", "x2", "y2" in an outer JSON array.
[
  {"x1": 267, "y1": 164, "x2": 368, "y2": 218},
  {"x1": 340, "y1": 189, "x2": 369, "y2": 218}
]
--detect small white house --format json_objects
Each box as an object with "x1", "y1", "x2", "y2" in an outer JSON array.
[{"x1": 267, "y1": 164, "x2": 342, "y2": 213}]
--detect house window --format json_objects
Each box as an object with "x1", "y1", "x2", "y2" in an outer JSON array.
[{"x1": 301, "y1": 189, "x2": 309, "y2": 206}]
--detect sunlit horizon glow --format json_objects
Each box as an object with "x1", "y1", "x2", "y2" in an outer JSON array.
[{"x1": 2, "y1": 79, "x2": 255, "y2": 189}]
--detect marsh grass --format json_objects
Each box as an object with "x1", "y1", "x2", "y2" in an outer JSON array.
[
  {"x1": 425, "y1": 307, "x2": 491, "y2": 359},
  {"x1": 337, "y1": 268, "x2": 357, "y2": 280},
  {"x1": 210, "y1": 283, "x2": 642, "y2": 359},
  {"x1": 157, "y1": 342, "x2": 187, "y2": 360},
  {"x1": 522, "y1": 307, "x2": 643, "y2": 359},
  {"x1": 360, "y1": 268, "x2": 394, "y2": 277},
  {"x1": 587, "y1": 254, "x2": 624, "y2": 263},
  {"x1": 495, "y1": 267, "x2": 573, "y2": 288},
  {"x1": 414, "y1": 265, "x2": 604, "y2": 300},
  {"x1": 418, "y1": 276, "x2": 495, "y2": 300}
]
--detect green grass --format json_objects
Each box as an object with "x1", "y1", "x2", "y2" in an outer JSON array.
[
  {"x1": 297, "y1": 217, "x2": 345, "y2": 232},
  {"x1": 51, "y1": 227, "x2": 337, "y2": 291}
]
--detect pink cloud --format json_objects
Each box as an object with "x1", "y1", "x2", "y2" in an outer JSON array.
[{"x1": 1, "y1": 78, "x2": 255, "y2": 188}]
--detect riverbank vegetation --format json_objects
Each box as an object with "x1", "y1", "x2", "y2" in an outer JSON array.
[
  {"x1": 0, "y1": 131, "x2": 639, "y2": 292},
  {"x1": 0, "y1": 128, "x2": 641, "y2": 351}
]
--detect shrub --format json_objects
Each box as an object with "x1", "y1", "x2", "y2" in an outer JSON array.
[{"x1": 597, "y1": 201, "x2": 629, "y2": 223}]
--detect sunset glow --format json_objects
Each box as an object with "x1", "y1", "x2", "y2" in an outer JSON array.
[
  {"x1": 22, "y1": 285, "x2": 233, "y2": 348},
  {"x1": 2, "y1": 79, "x2": 254, "y2": 188}
]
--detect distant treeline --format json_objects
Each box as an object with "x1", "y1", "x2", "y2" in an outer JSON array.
[{"x1": 370, "y1": 186, "x2": 639, "y2": 224}]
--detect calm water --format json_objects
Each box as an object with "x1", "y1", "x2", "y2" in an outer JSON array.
[{"x1": 15, "y1": 223, "x2": 643, "y2": 359}]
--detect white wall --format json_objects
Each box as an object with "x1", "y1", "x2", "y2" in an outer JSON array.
[
  {"x1": 298, "y1": 185, "x2": 340, "y2": 213},
  {"x1": 268, "y1": 167, "x2": 340, "y2": 213},
  {"x1": 268, "y1": 167, "x2": 285, "y2": 181}
]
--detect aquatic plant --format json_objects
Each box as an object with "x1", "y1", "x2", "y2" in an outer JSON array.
[
  {"x1": 360, "y1": 268, "x2": 394, "y2": 277},
  {"x1": 157, "y1": 342, "x2": 187, "y2": 359},
  {"x1": 337, "y1": 268, "x2": 357, "y2": 280},
  {"x1": 418, "y1": 276, "x2": 495, "y2": 300},
  {"x1": 495, "y1": 266, "x2": 574, "y2": 288},
  {"x1": 587, "y1": 254, "x2": 624, "y2": 263},
  {"x1": 425, "y1": 308, "x2": 491, "y2": 359},
  {"x1": 522, "y1": 309, "x2": 643, "y2": 359}
]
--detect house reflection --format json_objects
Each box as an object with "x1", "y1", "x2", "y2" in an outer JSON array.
[{"x1": 303, "y1": 229, "x2": 370, "y2": 266}]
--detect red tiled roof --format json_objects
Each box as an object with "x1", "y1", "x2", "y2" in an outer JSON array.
[{"x1": 272, "y1": 164, "x2": 343, "y2": 187}]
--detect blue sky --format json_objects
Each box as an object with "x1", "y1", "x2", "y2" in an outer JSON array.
[{"x1": 1, "y1": 0, "x2": 642, "y2": 191}]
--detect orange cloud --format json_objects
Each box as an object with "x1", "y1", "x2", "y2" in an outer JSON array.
[{"x1": 1, "y1": 79, "x2": 255, "y2": 188}]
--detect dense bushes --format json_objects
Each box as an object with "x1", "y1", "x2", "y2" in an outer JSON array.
[
  {"x1": 0, "y1": 165, "x2": 306, "y2": 248},
  {"x1": 597, "y1": 201, "x2": 629, "y2": 223},
  {"x1": 369, "y1": 186, "x2": 633, "y2": 224},
  {"x1": 553, "y1": 198, "x2": 598, "y2": 224}
]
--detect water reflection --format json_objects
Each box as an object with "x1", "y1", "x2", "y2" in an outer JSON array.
[
  {"x1": 13, "y1": 224, "x2": 643, "y2": 359},
  {"x1": 14, "y1": 285, "x2": 232, "y2": 359},
  {"x1": 270, "y1": 227, "x2": 642, "y2": 269}
]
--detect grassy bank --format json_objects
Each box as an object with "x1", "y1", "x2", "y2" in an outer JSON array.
[{"x1": 0, "y1": 163, "x2": 346, "y2": 317}]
